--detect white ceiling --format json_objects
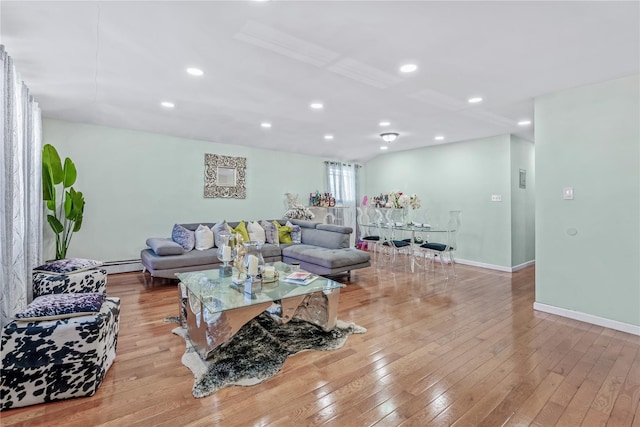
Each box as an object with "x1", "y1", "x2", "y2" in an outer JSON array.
[{"x1": 2, "y1": 1, "x2": 639, "y2": 162}]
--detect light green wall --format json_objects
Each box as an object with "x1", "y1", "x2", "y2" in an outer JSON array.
[
  {"x1": 535, "y1": 74, "x2": 640, "y2": 326},
  {"x1": 43, "y1": 119, "x2": 327, "y2": 262},
  {"x1": 364, "y1": 135, "x2": 514, "y2": 268},
  {"x1": 510, "y1": 135, "x2": 536, "y2": 266}
]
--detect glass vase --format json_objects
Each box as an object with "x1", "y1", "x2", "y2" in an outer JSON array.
[
  {"x1": 216, "y1": 234, "x2": 236, "y2": 277},
  {"x1": 243, "y1": 241, "x2": 265, "y2": 278},
  {"x1": 243, "y1": 241, "x2": 264, "y2": 295}
]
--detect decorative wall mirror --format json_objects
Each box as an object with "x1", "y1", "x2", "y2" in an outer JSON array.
[{"x1": 204, "y1": 154, "x2": 246, "y2": 198}]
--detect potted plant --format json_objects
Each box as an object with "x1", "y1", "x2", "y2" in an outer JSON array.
[{"x1": 42, "y1": 144, "x2": 85, "y2": 260}]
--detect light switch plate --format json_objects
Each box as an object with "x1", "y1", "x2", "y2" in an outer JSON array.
[{"x1": 563, "y1": 187, "x2": 574, "y2": 200}]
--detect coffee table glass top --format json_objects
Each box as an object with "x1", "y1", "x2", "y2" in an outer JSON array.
[{"x1": 176, "y1": 261, "x2": 344, "y2": 314}]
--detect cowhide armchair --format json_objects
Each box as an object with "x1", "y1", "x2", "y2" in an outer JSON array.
[{"x1": 0, "y1": 267, "x2": 120, "y2": 411}]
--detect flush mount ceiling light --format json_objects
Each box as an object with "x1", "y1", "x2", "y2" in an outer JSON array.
[
  {"x1": 518, "y1": 120, "x2": 532, "y2": 126},
  {"x1": 310, "y1": 102, "x2": 324, "y2": 110},
  {"x1": 380, "y1": 146, "x2": 389, "y2": 150},
  {"x1": 160, "y1": 101, "x2": 175, "y2": 108},
  {"x1": 434, "y1": 135, "x2": 445, "y2": 141},
  {"x1": 186, "y1": 67, "x2": 204, "y2": 76},
  {"x1": 379, "y1": 121, "x2": 391, "y2": 127},
  {"x1": 399, "y1": 64, "x2": 418, "y2": 73},
  {"x1": 468, "y1": 97, "x2": 483, "y2": 103},
  {"x1": 324, "y1": 134, "x2": 334, "y2": 140},
  {"x1": 260, "y1": 122, "x2": 272, "y2": 128},
  {"x1": 380, "y1": 132, "x2": 399, "y2": 143}
]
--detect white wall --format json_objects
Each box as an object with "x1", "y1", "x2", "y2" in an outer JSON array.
[
  {"x1": 43, "y1": 119, "x2": 328, "y2": 262},
  {"x1": 535, "y1": 74, "x2": 639, "y2": 327},
  {"x1": 365, "y1": 135, "x2": 517, "y2": 269}
]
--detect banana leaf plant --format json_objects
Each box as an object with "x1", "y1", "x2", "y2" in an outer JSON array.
[{"x1": 42, "y1": 144, "x2": 85, "y2": 260}]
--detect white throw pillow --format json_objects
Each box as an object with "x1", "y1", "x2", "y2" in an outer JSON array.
[
  {"x1": 247, "y1": 220, "x2": 266, "y2": 243},
  {"x1": 195, "y1": 224, "x2": 214, "y2": 250}
]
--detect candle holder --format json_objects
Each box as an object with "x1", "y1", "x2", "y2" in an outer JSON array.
[
  {"x1": 217, "y1": 234, "x2": 236, "y2": 277},
  {"x1": 242, "y1": 241, "x2": 264, "y2": 295}
]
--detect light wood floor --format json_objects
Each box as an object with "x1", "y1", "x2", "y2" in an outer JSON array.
[{"x1": 3, "y1": 257, "x2": 639, "y2": 426}]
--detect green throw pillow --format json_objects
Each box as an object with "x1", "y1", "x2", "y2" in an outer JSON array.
[
  {"x1": 230, "y1": 221, "x2": 250, "y2": 243},
  {"x1": 273, "y1": 221, "x2": 293, "y2": 244}
]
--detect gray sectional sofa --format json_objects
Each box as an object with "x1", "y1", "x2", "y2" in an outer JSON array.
[{"x1": 140, "y1": 219, "x2": 370, "y2": 279}]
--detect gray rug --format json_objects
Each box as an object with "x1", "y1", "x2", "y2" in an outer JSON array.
[{"x1": 172, "y1": 313, "x2": 366, "y2": 398}]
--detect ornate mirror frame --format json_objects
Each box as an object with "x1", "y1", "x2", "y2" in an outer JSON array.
[{"x1": 204, "y1": 154, "x2": 247, "y2": 199}]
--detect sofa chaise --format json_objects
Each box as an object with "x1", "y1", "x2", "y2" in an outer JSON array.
[{"x1": 141, "y1": 219, "x2": 370, "y2": 279}]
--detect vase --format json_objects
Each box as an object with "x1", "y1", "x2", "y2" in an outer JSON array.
[
  {"x1": 403, "y1": 208, "x2": 411, "y2": 225},
  {"x1": 243, "y1": 241, "x2": 265, "y2": 278}
]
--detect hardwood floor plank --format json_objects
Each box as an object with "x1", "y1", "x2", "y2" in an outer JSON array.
[
  {"x1": 606, "y1": 347, "x2": 640, "y2": 427},
  {"x1": 2, "y1": 261, "x2": 639, "y2": 426}
]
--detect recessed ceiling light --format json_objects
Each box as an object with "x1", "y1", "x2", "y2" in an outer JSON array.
[
  {"x1": 324, "y1": 135, "x2": 334, "y2": 140},
  {"x1": 518, "y1": 120, "x2": 532, "y2": 126},
  {"x1": 400, "y1": 64, "x2": 418, "y2": 73},
  {"x1": 261, "y1": 122, "x2": 272, "y2": 128},
  {"x1": 310, "y1": 102, "x2": 324, "y2": 110},
  {"x1": 160, "y1": 101, "x2": 175, "y2": 108},
  {"x1": 468, "y1": 97, "x2": 483, "y2": 104},
  {"x1": 434, "y1": 135, "x2": 445, "y2": 141},
  {"x1": 186, "y1": 67, "x2": 204, "y2": 76},
  {"x1": 380, "y1": 146, "x2": 389, "y2": 150},
  {"x1": 379, "y1": 121, "x2": 391, "y2": 127}
]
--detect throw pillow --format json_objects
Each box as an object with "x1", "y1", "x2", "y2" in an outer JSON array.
[
  {"x1": 211, "y1": 221, "x2": 232, "y2": 248},
  {"x1": 260, "y1": 220, "x2": 279, "y2": 246},
  {"x1": 195, "y1": 224, "x2": 214, "y2": 250},
  {"x1": 247, "y1": 220, "x2": 266, "y2": 243},
  {"x1": 33, "y1": 258, "x2": 103, "y2": 275},
  {"x1": 14, "y1": 292, "x2": 105, "y2": 322},
  {"x1": 286, "y1": 221, "x2": 302, "y2": 244},
  {"x1": 172, "y1": 224, "x2": 196, "y2": 251},
  {"x1": 229, "y1": 221, "x2": 250, "y2": 243},
  {"x1": 274, "y1": 220, "x2": 293, "y2": 244},
  {"x1": 146, "y1": 238, "x2": 184, "y2": 256}
]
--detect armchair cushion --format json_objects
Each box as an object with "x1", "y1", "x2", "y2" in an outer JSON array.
[
  {"x1": 420, "y1": 242, "x2": 448, "y2": 251},
  {"x1": 15, "y1": 293, "x2": 106, "y2": 322},
  {"x1": 33, "y1": 258, "x2": 103, "y2": 275}
]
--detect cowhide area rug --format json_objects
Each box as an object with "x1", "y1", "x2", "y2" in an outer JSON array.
[{"x1": 172, "y1": 313, "x2": 366, "y2": 398}]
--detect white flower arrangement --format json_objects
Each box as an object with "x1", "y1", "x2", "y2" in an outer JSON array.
[
  {"x1": 283, "y1": 192, "x2": 315, "y2": 220},
  {"x1": 409, "y1": 194, "x2": 421, "y2": 209},
  {"x1": 382, "y1": 191, "x2": 421, "y2": 209}
]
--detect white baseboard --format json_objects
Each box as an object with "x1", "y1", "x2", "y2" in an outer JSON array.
[
  {"x1": 533, "y1": 302, "x2": 640, "y2": 336},
  {"x1": 103, "y1": 260, "x2": 143, "y2": 274},
  {"x1": 456, "y1": 258, "x2": 512, "y2": 272},
  {"x1": 455, "y1": 258, "x2": 535, "y2": 273},
  {"x1": 512, "y1": 260, "x2": 535, "y2": 272}
]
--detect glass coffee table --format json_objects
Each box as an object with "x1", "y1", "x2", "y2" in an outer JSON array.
[{"x1": 176, "y1": 261, "x2": 345, "y2": 359}]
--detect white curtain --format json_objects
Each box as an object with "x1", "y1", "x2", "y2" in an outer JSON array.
[
  {"x1": 0, "y1": 45, "x2": 43, "y2": 328},
  {"x1": 325, "y1": 161, "x2": 360, "y2": 246}
]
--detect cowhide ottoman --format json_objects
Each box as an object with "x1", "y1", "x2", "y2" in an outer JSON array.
[
  {"x1": 33, "y1": 267, "x2": 107, "y2": 297},
  {"x1": 0, "y1": 296, "x2": 120, "y2": 411}
]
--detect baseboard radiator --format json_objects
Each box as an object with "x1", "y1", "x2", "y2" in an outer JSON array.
[{"x1": 102, "y1": 259, "x2": 143, "y2": 274}]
